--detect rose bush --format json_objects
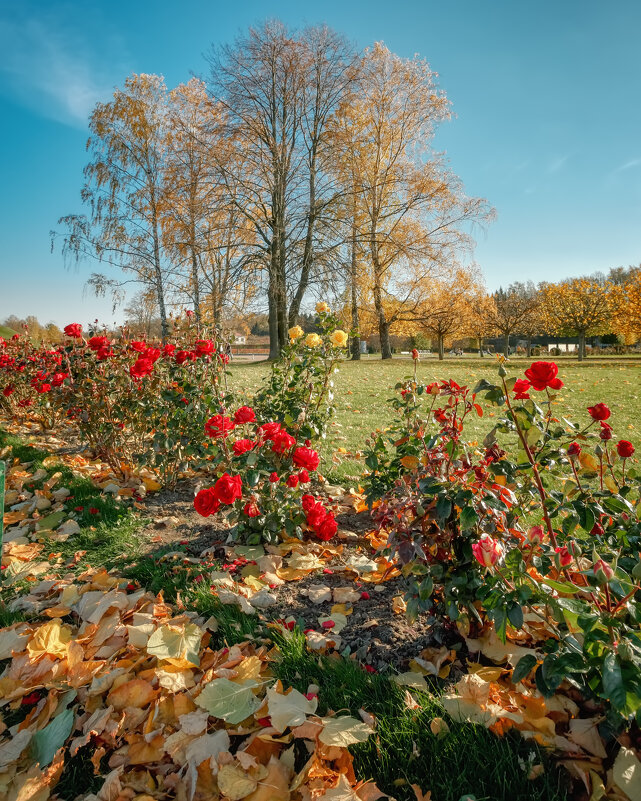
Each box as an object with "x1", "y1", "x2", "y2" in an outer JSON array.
[
  {"x1": 364, "y1": 360, "x2": 641, "y2": 723},
  {"x1": 252, "y1": 304, "x2": 349, "y2": 443}
]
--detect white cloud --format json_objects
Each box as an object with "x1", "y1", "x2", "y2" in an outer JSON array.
[
  {"x1": 547, "y1": 155, "x2": 568, "y2": 174},
  {"x1": 0, "y1": 8, "x2": 126, "y2": 128},
  {"x1": 612, "y1": 158, "x2": 641, "y2": 173}
]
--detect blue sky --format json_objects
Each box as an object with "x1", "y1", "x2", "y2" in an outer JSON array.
[{"x1": 1, "y1": 0, "x2": 640, "y2": 327}]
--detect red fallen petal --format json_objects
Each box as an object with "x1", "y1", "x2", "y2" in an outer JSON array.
[
  {"x1": 126, "y1": 583, "x2": 137, "y2": 591},
  {"x1": 304, "y1": 628, "x2": 314, "y2": 633},
  {"x1": 180, "y1": 540, "x2": 189, "y2": 545},
  {"x1": 285, "y1": 621, "x2": 295, "y2": 631},
  {"x1": 360, "y1": 591, "x2": 370, "y2": 600},
  {"x1": 364, "y1": 665, "x2": 377, "y2": 673},
  {"x1": 323, "y1": 568, "x2": 333, "y2": 574},
  {"x1": 321, "y1": 620, "x2": 335, "y2": 629},
  {"x1": 256, "y1": 716, "x2": 272, "y2": 727},
  {"x1": 304, "y1": 693, "x2": 318, "y2": 701}
]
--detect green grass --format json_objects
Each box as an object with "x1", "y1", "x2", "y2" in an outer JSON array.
[
  {"x1": 0, "y1": 325, "x2": 18, "y2": 339},
  {"x1": 273, "y1": 630, "x2": 567, "y2": 801},
  {"x1": 228, "y1": 355, "x2": 641, "y2": 483}
]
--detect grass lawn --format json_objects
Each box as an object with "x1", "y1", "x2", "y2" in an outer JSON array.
[{"x1": 229, "y1": 355, "x2": 641, "y2": 483}]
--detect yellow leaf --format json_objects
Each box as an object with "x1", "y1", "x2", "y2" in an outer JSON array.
[
  {"x1": 400, "y1": 455, "x2": 419, "y2": 470},
  {"x1": 26, "y1": 620, "x2": 72, "y2": 659}
]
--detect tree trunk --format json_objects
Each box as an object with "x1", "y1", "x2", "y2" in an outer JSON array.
[
  {"x1": 526, "y1": 336, "x2": 532, "y2": 358},
  {"x1": 438, "y1": 334, "x2": 444, "y2": 360},
  {"x1": 503, "y1": 333, "x2": 510, "y2": 358},
  {"x1": 288, "y1": 158, "x2": 317, "y2": 327},
  {"x1": 268, "y1": 272, "x2": 280, "y2": 360},
  {"x1": 350, "y1": 220, "x2": 360, "y2": 360},
  {"x1": 370, "y1": 226, "x2": 392, "y2": 359},
  {"x1": 479, "y1": 337, "x2": 484, "y2": 358},
  {"x1": 191, "y1": 247, "x2": 201, "y2": 329},
  {"x1": 578, "y1": 331, "x2": 585, "y2": 361},
  {"x1": 151, "y1": 213, "x2": 168, "y2": 342}
]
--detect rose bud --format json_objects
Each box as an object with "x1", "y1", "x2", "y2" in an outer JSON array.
[
  {"x1": 471, "y1": 534, "x2": 503, "y2": 568},
  {"x1": 567, "y1": 442, "x2": 581, "y2": 457}
]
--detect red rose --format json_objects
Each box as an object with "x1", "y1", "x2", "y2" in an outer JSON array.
[
  {"x1": 599, "y1": 422, "x2": 613, "y2": 441},
  {"x1": 243, "y1": 502, "x2": 261, "y2": 517},
  {"x1": 298, "y1": 469, "x2": 310, "y2": 484},
  {"x1": 616, "y1": 440, "x2": 635, "y2": 458},
  {"x1": 212, "y1": 473, "x2": 243, "y2": 505},
  {"x1": 51, "y1": 372, "x2": 68, "y2": 387},
  {"x1": 316, "y1": 514, "x2": 337, "y2": 541},
  {"x1": 194, "y1": 487, "x2": 220, "y2": 517},
  {"x1": 163, "y1": 343, "x2": 176, "y2": 356},
  {"x1": 130, "y1": 341, "x2": 147, "y2": 353},
  {"x1": 259, "y1": 422, "x2": 282, "y2": 440},
  {"x1": 174, "y1": 350, "x2": 193, "y2": 364},
  {"x1": 555, "y1": 546, "x2": 572, "y2": 567},
  {"x1": 195, "y1": 339, "x2": 215, "y2": 355},
  {"x1": 305, "y1": 501, "x2": 327, "y2": 529},
  {"x1": 513, "y1": 378, "x2": 531, "y2": 400},
  {"x1": 64, "y1": 323, "x2": 82, "y2": 338},
  {"x1": 567, "y1": 442, "x2": 581, "y2": 457},
  {"x1": 35, "y1": 383, "x2": 52, "y2": 393},
  {"x1": 205, "y1": 415, "x2": 235, "y2": 439},
  {"x1": 292, "y1": 446, "x2": 320, "y2": 472},
  {"x1": 234, "y1": 406, "x2": 256, "y2": 424},
  {"x1": 130, "y1": 357, "x2": 154, "y2": 378},
  {"x1": 88, "y1": 336, "x2": 110, "y2": 351},
  {"x1": 302, "y1": 494, "x2": 316, "y2": 511},
  {"x1": 411, "y1": 348, "x2": 419, "y2": 360},
  {"x1": 269, "y1": 472, "x2": 279, "y2": 483},
  {"x1": 144, "y1": 347, "x2": 162, "y2": 362},
  {"x1": 232, "y1": 438, "x2": 255, "y2": 455},
  {"x1": 286, "y1": 474, "x2": 299, "y2": 488},
  {"x1": 2, "y1": 385, "x2": 14, "y2": 397},
  {"x1": 523, "y1": 361, "x2": 563, "y2": 391},
  {"x1": 588, "y1": 403, "x2": 610, "y2": 421},
  {"x1": 271, "y1": 430, "x2": 296, "y2": 454},
  {"x1": 96, "y1": 345, "x2": 114, "y2": 360}
]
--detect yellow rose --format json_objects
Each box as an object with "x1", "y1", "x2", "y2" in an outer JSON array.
[
  {"x1": 316, "y1": 302, "x2": 330, "y2": 314},
  {"x1": 305, "y1": 333, "x2": 322, "y2": 348},
  {"x1": 288, "y1": 325, "x2": 304, "y2": 341},
  {"x1": 329, "y1": 329, "x2": 348, "y2": 348}
]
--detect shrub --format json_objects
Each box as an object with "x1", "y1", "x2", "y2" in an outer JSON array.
[{"x1": 364, "y1": 359, "x2": 641, "y2": 722}]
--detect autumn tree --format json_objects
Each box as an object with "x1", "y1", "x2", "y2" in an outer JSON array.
[
  {"x1": 54, "y1": 74, "x2": 173, "y2": 339},
  {"x1": 207, "y1": 21, "x2": 356, "y2": 358},
  {"x1": 539, "y1": 276, "x2": 617, "y2": 360},
  {"x1": 417, "y1": 266, "x2": 481, "y2": 359},
  {"x1": 485, "y1": 282, "x2": 539, "y2": 357},
  {"x1": 612, "y1": 267, "x2": 641, "y2": 341},
  {"x1": 334, "y1": 43, "x2": 492, "y2": 359},
  {"x1": 464, "y1": 289, "x2": 497, "y2": 357}
]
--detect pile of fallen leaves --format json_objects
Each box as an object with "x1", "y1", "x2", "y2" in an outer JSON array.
[{"x1": 0, "y1": 568, "x2": 387, "y2": 801}]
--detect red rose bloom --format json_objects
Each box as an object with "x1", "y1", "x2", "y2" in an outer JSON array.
[
  {"x1": 96, "y1": 345, "x2": 114, "y2": 360},
  {"x1": 316, "y1": 514, "x2": 337, "y2": 541},
  {"x1": 64, "y1": 323, "x2": 82, "y2": 338},
  {"x1": 286, "y1": 474, "x2": 299, "y2": 488},
  {"x1": 616, "y1": 440, "x2": 635, "y2": 458},
  {"x1": 588, "y1": 403, "x2": 611, "y2": 421},
  {"x1": 130, "y1": 357, "x2": 154, "y2": 378},
  {"x1": 88, "y1": 336, "x2": 110, "y2": 351},
  {"x1": 234, "y1": 406, "x2": 256, "y2": 424},
  {"x1": 163, "y1": 343, "x2": 176, "y2": 356},
  {"x1": 513, "y1": 378, "x2": 531, "y2": 400},
  {"x1": 204, "y1": 415, "x2": 235, "y2": 439},
  {"x1": 524, "y1": 361, "x2": 563, "y2": 391},
  {"x1": 259, "y1": 422, "x2": 282, "y2": 440},
  {"x1": 35, "y1": 383, "x2": 52, "y2": 393},
  {"x1": 269, "y1": 472, "x2": 280, "y2": 483},
  {"x1": 212, "y1": 473, "x2": 243, "y2": 505},
  {"x1": 555, "y1": 546, "x2": 572, "y2": 567},
  {"x1": 194, "y1": 339, "x2": 215, "y2": 355},
  {"x1": 298, "y1": 469, "x2": 310, "y2": 484},
  {"x1": 194, "y1": 487, "x2": 220, "y2": 517},
  {"x1": 2, "y1": 385, "x2": 14, "y2": 397},
  {"x1": 293, "y1": 447, "x2": 320, "y2": 471},
  {"x1": 271, "y1": 430, "x2": 296, "y2": 454},
  {"x1": 302, "y1": 494, "x2": 316, "y2": 511},
  {"x1": 243, "y1": 501, "x2": 261, "y2": 517},
  {"x1": 232, "y1": 438, "x2": 255, "y2": 455},
  {"x1": 305, "y1": 501, "x2": 327, "y2": 529},
  {"x1": 599, "y1": 422, "x2": 613, "y2": 441},
  {"x1": 144, "y1": 347, "x2": 162, "y2": 362},
  {"x1": 174, "y1": 350, "x2": 192, "y2": 364},
  {"x1": 130, "y1": 341, "x2": 147, "y2": 353},
  {"x1": 567, "y1": 442, "x2": 581, "y2": 457},
  {"x1": 51, "y1": 372, "x2": 68, "y2": 387},
  {"x1": 411, "y1": 348, "x2": 419, "y2": 360}
]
